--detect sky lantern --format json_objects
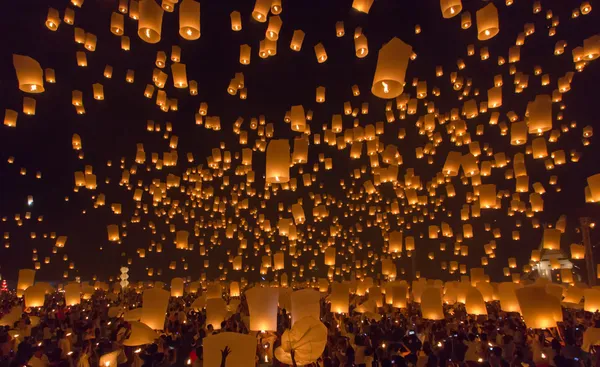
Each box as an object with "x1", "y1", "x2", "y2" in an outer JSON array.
[
  {"x1": 266, "y1": 139, "x2": 290, "y2": 184},
  {"x1": 230, "y1": 11, "x2": 242, "y2": 31},
  {"x1": 252, "y1": 0, "x2": 270, "y2": 22},
  {"x1": 170, "y1": 277, "x2": 184, "y2": 297},
  {"x1": 13, "y1": 55, "x2": 44, "y2": 93},
  {"x1": 46, "y1": 8, "x2": 61, "y2": 30},
  {"x1": 179, "y1": 0, "x2": 200, "y2": 40},
  {"x1": 245, "y1": 286, "x2": 279, "y2": 331},
  {"x1": 138, "y1": 0, "x2": 163, "y2": 43},
  {"x1": 476, "y1": 3, "x2": 499, "y2": 40},
  {"x1": 290, "y1": 30, "x2": 305, "y2": 51},
  {"x1": 372, "y1": 38, "x2": 412, "y2": 99},
  {"x1": 352, "y1": 0, "x2": 374, "y2": 13},
  {"x1": 440, "y1": 0, "x2": 462, "y2": 18}
]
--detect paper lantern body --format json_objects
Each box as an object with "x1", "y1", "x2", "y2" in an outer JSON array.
[
  {"x1": 498, "y1": 282, "x2": 521, "y2": 313},
  {"x1": 17, "y1": 269, "x2": 36, "y2": 296},
  {"x1": 266, "y1": 139, "x2": 290, "y2": 183},
  {"x1": 330, "y1": 282, "x2": 349, "y2": 314},
  {"x1": 138, "y1": 0, "x2": 164, "y2": 43},
  {"x1": 421, "y1": 287, "x2": 444, "y2": 320},
  {"x1": 245, "y1": 286, "x2": 279, "y2": 331},
  {"x1": 64, "y1": 283, "x2": 81, "y2": 306},
  {"x1": 516, "y1": 286, "x2": 561, "y2": 329},
  {"x1": 291, "y1": 289, "x2": 320, "y2": 324},
  {"x1": 123, "y1": 321, "x2": 157, "y2": 346},
  {"x1": 206, "y1": 298, "x2": 227, "y2": 330},
  {"x1": 440, "y1": 0, "x2": 462, "y2": 18},
  {"x1": 170, "y1": 278, "x2": 184, "y2": 297},
  {"x1": 465, "y1": 287, "x2": 487, "y2": 315},
  {"x1": 584, "y1": 289, "x2": 600, "y2": 312},
  {"x1": 141, "y1": 288, "x2": 169, "y2": 330},
  {"x1": 372, "y1": 38, "x2": 412, "y2": 99},
  {"x1": 476, "y1": 3, "x2": 499, "y2": 40},
  {"x1": 13, "y1": 55, "x2": 44, "y2": 93},
  {"x1": 179, "y1": 0, "x2": 200, "y2": 40},
  {"x1": 24, "y1": 285, "x2": 46, "y2": 308}
]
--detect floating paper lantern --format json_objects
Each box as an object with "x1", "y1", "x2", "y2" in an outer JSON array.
[
  {"x1": 586, "y1": 174, "x2": 600, "y2": 202},
  {"x1": 584, "y1": 289, "x2": 600, "y2": 312},
  {"x1": 64, "y1": 283, "x2": 81, "y2": 306},
  {"x1": 314, "y1": 43, "x2": 327, "y2": 63},
  {"x1": 290, "y1": 105, "x2": 306, "y2": 132},
  {"x1": 465, "y1": 287, "x2": 487, "y2": 315},
  {"x1": 107, "y1": 224, "x2": 120, "y2": 242},
  {"x1": 266, "y1": 139, "x2": 290, "y2": 184},
  {"x1": 516, "y1": 286, "x2": 561, "y2": 329},
  {"x1": 266, "y1": 16, "x2": 282, "y2": 41},
  {"x1": 24, "y1": 284, "x2": 45, "y2": 308},
  {"x1": 290, "y1": 30, "x2": 305, "y2": 51},
  {"x1": 17, "y1": 269, "x2": 35, "y2": 297},
  {"x1": 330, "y1": 282, "x2": 349, "y2": 314},
  {"x1": 352, "y1": 0, "x2": 374, "y2": 13},
  {"x1": 141, "y1": 288, "x2": 169, "y2": 330},
  {"x1": 421, "y1": 287, "x2": 444, "y2": 320},
  {"x1": 461, "y1": 11, "x2": 472, "y2": 29},
  {"x1": 252, "y1": 0, "x2": 270, "y2": 22},
  {"x1": 498, "y1": 282, "x2": 521, "y2": 312},
  {"x1": 372, "y1": 38, "x2": 412, "y2": 99},
  {"x1": 476, "y1": 3, "x2": 499, "y2": 40},
  {"x1": 543, "y1": 228, "x2": 561, "y2": 250},
  {"x1": 291, "y1": 289, "x2": 320, "y2": 324},
  {"x1": 355, "y1": 35, "x2": 368, "y2": 58},
  {"x1": 138, "y1": 0, "x2": 163, "y2": 43},
  {"x1": 570, "y1": 244, "x2": 585, "y2": 259},
  {"x1": 170, "y1": 278, "x2": 184, "y2": 297},
  {"x1": 245, "y1": 286, "x2": 279, "y2": 331},
  {"x1": 46, "y1": 8, "x2": 61, "y2": 30},
  {"x1": 171, "y1": 63, "x2": 188, "y2": 88},
  {"x1": 230, "y1": 11, "x2": 241, "y2": 31},
  {"x1": 440, "y1": 0, "x2": 462, "y2": 18},
  {"x1": 13, "y1": 55, "x2": 44, "y2": 93},
  {"x1": 179, "y1": 0, "x2": 200, "y2": 40}
]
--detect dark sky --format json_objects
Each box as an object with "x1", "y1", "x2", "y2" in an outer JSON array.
[{"x1": 1, "y1": 0, "x2": 600, "y2": 285}]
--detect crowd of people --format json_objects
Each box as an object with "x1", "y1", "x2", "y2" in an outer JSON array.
[{"x1": 0, "y1": 287, "x2": 598, "y2": 367}]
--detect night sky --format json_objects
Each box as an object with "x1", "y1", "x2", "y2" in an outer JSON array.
[{"x1": 1, "y1": 0, "x2": 600, "y2": 284}]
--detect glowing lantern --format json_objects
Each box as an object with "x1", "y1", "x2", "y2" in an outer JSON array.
[
  {"x1": 352, "y1": 0, "x2": 374, "y2": 13},
  {"x1": 266, "y1": 16, "x2": 282, "y2": 41},
  {"x1": 179, "y1": 0, "x2": 200, "y2": 40},
  {"x1": 13, "y1": 55, "x2": 44, "y2": 93},
  {"x1": 266, "y1": 139, "x2": 290, "y2": 184},
  {"x1": 252, "y1": 0, "x2": 270, "y2": 22},
  {"x1": 171, "y1": 63, "x2": 188, "y2": 88},
  {"x1": 465, "y1": 287, "x2": 487, "y2": 315},
  {"x1": 25, "y1": 285, "x2": 46, "y2": 308},
  {"x1": 141, "y1": 288, "x2": 169, "y2": 330},
  {"x1": 170, "y1": 278, "x2": 184, "y2": 297},
  {"x1": 516, "y1": 287, "x2": 561, "y2": 329},
  {"x1": 421, "y1": 288, "x2": 444, "y2": 320},
  {"x1": 440, "y1": 0, "x2": 462, "y2": 18},
  {"x1": 290, "y1": 30, "x2": 305, "y2": 51},
  {"x1": 138, "y1": 0, "x2": 163, "y2": 43},
  {"x1": 107, "y1": 224, "x2": 120, "y2": 242},
  {"x1": 245, "y1": 287, "x2": 279, "y2": 331},
  {"x1": 476, "y1": 3, "x2": 499, "y2": 40},
  {"x1": 355, "y1": 35, "x2": 368, "y2": 58},
  {"x1": 372, "y1": 38, "x2": 412, "y2": 99},
  {"x1": 46, "y1": 8, "x2": 61, "y2": 30},
  {"x1": 498, "y1": 282, "x2": 521, "y2": 313},
  {"x1": 291, "y1": 289, "x2": 320, "y2": 324},
  {"x1": 64, "y1": 283, "x2": 81, "y2": 306},
  {"x1": 314, "y1": 43, "x2": 327, "y2": 63}
]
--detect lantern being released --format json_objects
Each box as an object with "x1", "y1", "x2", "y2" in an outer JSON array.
[{"x1": 372, "y1": 38, "x2": 412, "y2": 99}]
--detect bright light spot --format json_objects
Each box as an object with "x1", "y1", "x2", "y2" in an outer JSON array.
[
  {"x1": 450, "y1": 7, "x2": 455, "y2": 14},
  {"x1": 382, "y1": 81, "x2": 390, "y2": 93},
  {"x1": 485, "y1": 29, "x2": 490, "y2": 36}
]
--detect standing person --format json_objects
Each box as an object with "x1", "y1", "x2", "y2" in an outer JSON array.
[
  {"x1": 27, "y1": 347, "x2": 49, "y2": 367},
  {"x1": 57, "y1": 330, "x2": 72, "y2": 360},
  {"x1": 76, "y1": 342, "x2": 91, "y2": 367}
]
